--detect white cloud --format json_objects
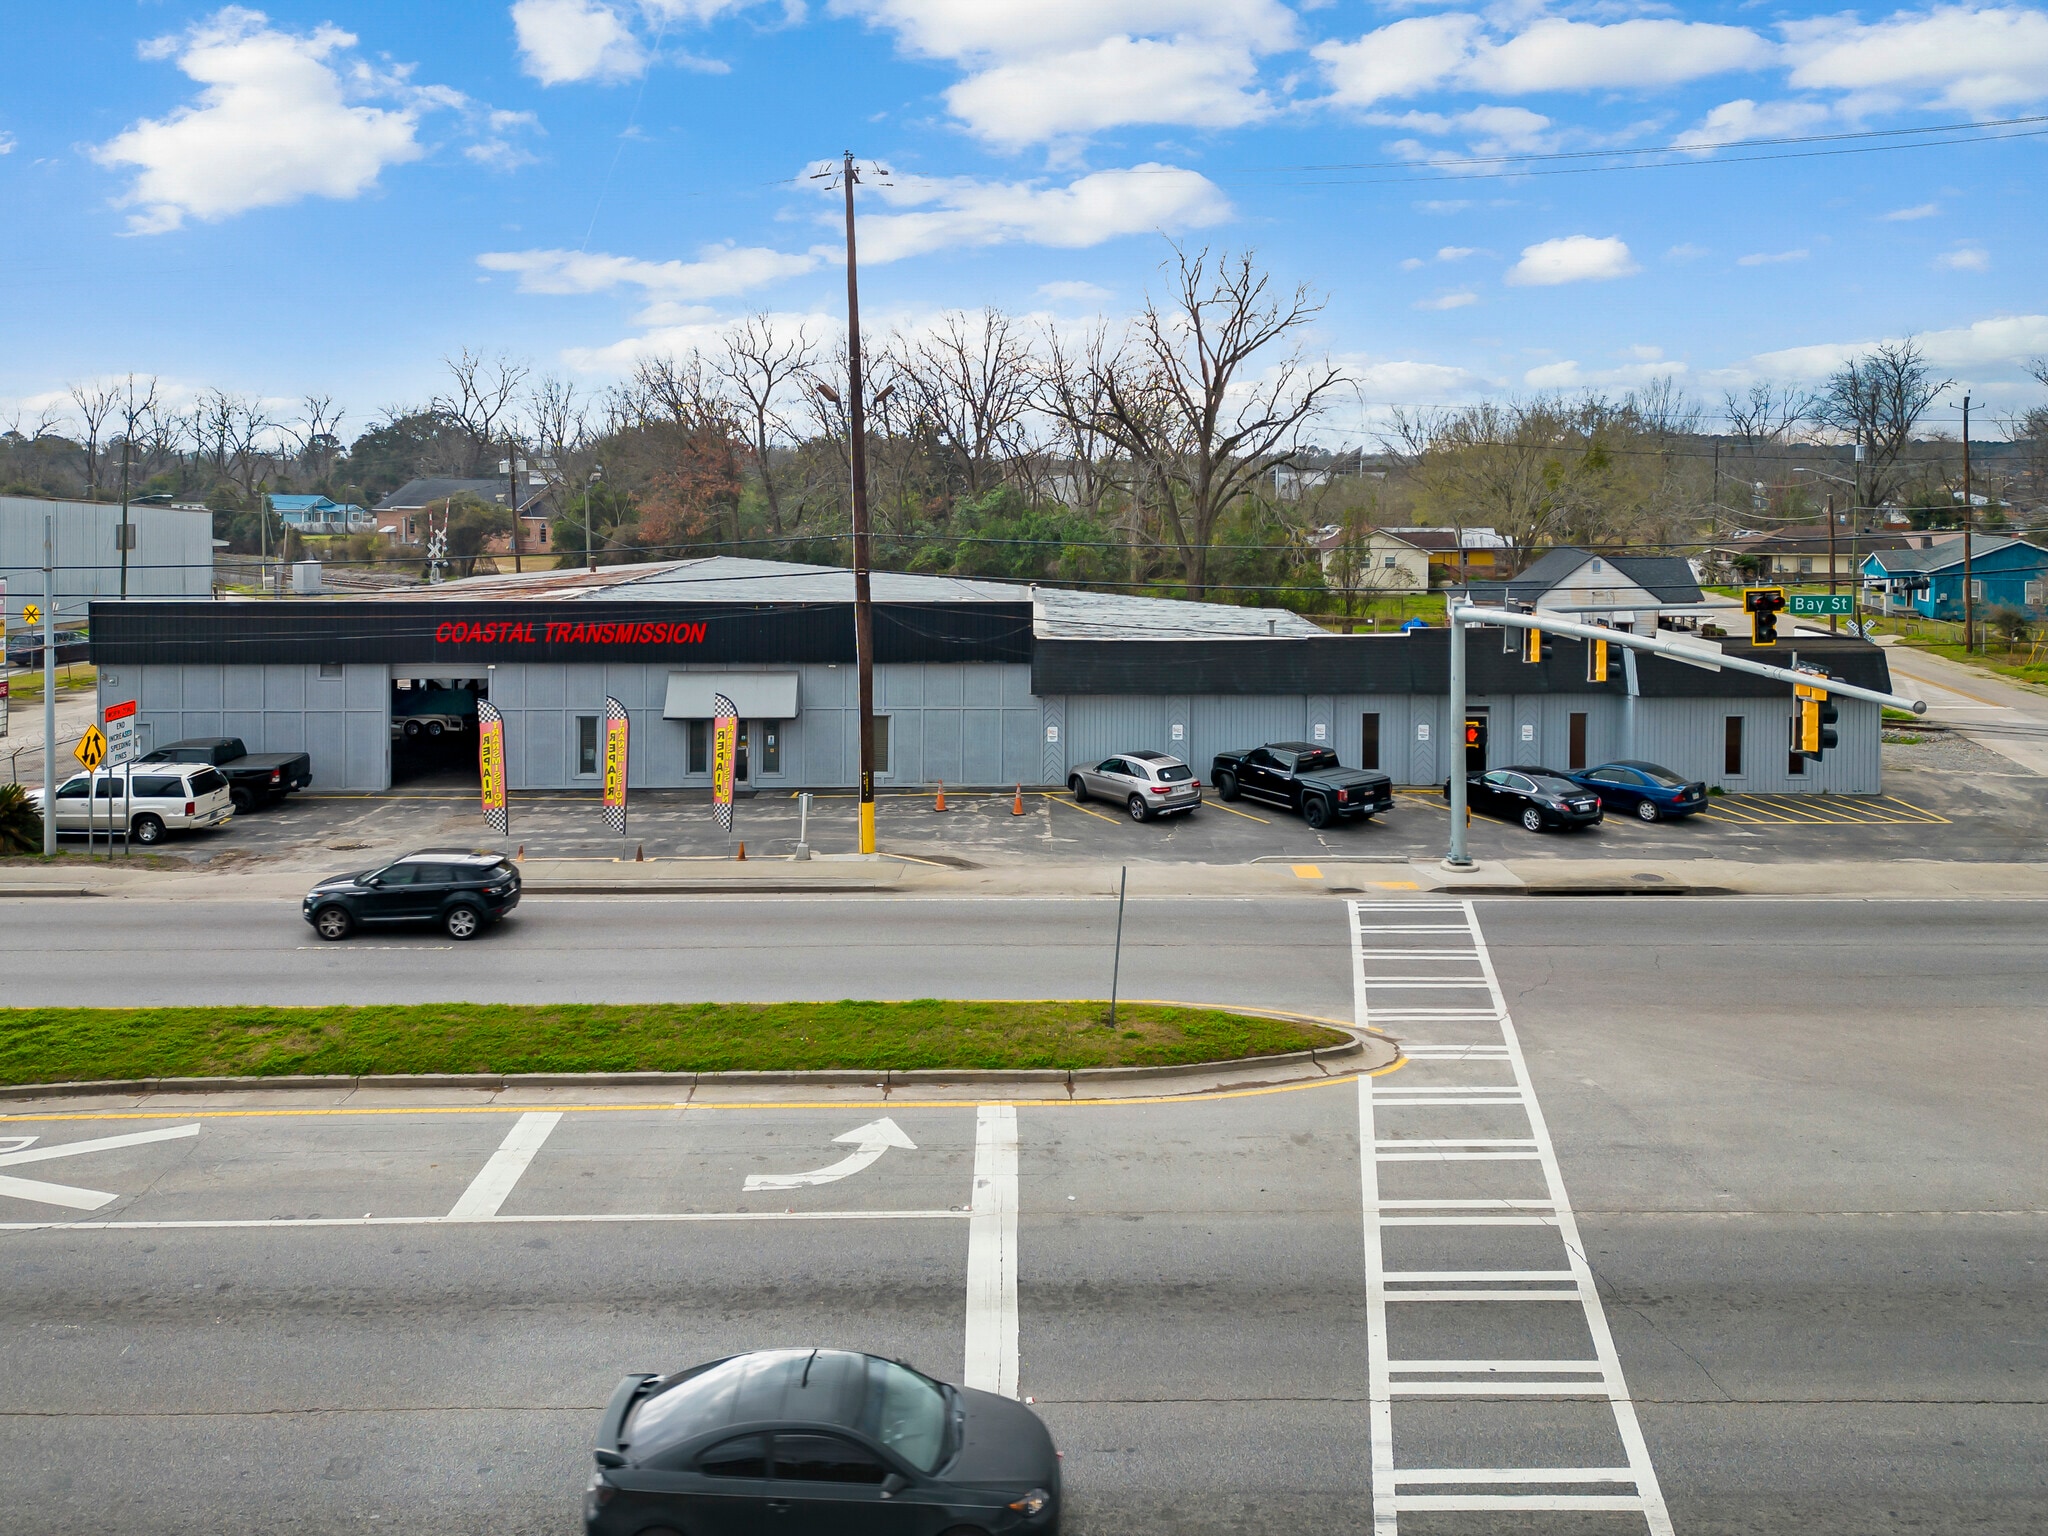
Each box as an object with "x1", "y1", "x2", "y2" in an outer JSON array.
[
  {"x1": 1505, "y1": 235, "x2": 1639, "y2": 286},
  {"x1": 513, "y1": 0, "x2": 647, "y2": 84},
  {"x1": 1414, "y1": 291, "x2": 1479, "y2": 310},
  {"x1": 1752, "y1": 314, "x2": 2048, "y2": 378},
  {"x1": 1346, "y1": 357, "x2": 1489, "y2": 402},
  {"x1": 832, "y1": 0, "x2": 1297, "y2": 144},
  {"x1": 1675, "y1": 97, "x2": 1832, "y2": 150},
  {"x1": 93, "y1": 9, "x2": 433, "y2": 234},
  {"x1": 1737, "y1": 248, "x2": 1810, "y2": 266},
  {"x1": 1371, "y1": 104, "x2": 1554, "y2": 153},
  {"x1": 1437, "y1": 246, "x2": 1475, "y2": 262},
  {"x1": 478, "y1": 243, "x2": 823, "y2": 301},
  {"x1": 0, "y1": 132, "x2": 15, "y2": 155},
  {"x1": 1316, "y1": 15, "x2": 1770, "y2": 108},
  {"x1": 1785, "y1": 6, "x2": 2048, "y2": 112},
  {"x1": 1400, "y1": 257, "x2": 1426, "y2": 271},
  {"x1": 1881, "y1": 202, "x2": 1942, "y2": 221},
  {"x1": 1667, "y1": 243, "x2": 1709, "y2": 260},
  {"x1": 854, "y1": 165, "x2": 1232, "y2": 262},
  {"x1": 1525, "y1": 358, "x2": 1688, "y2": 389},
  {"x1": 1038, "y1": 280, "x2": 1113, "y2": 302},
  {"x1": 1937, "y1": 246, "x2": 1991, "y2": 270}
]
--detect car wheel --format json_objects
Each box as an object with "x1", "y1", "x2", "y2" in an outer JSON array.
[
  {"x1": 403, "y1": 719, "x2": 422, "y2": 739},
  {"x1": 1215, "y1": 771, "x2": 1239, "y2": 802},
  {"x1": 426, "y1": 720, "x2": 445, "y2": 738},
  {"x1": 129, "y1": 813, "x2": 165, "y2": 846},
  {"x1": 313, "y1": 905, "x2": 352, "y2": 941},
  {"x1": 1520, "y1": 806, "x2": 1544, "y2": 832},
  {"x1": 1127, "y1": 794, "x2": 1149, "y2": 822},
  {"x1": 229, "y1": 786, "x2": 254, "y2": 815},
  {"x1": 1302, "y1": 796, "x2": 1331, "y2": 829},
  {"x1": 1068, "y1": 775, "x2": 1088, "y2": 803},
  {"x1": 444, "y1": 903, "x2": 484, "y2": 940},
  {"x1": 1636, "y1": 798, "x2": 1659, "y2": 822}
]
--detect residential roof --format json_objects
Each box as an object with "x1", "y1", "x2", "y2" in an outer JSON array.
[
  {"x1": 1710, "y1": 528, "x2": 1913, "y2": 557},
  {"x1": 268, "y1": 495, "x2": 338, "y2": 512},
  {"x1": 374, "y1": 478, "x2": 554, "y2": 514},
  {"x1": 364, "y1": 555, "x2": 1331, "y2": 640},
  {"x1": 1861, "y1": 533, "x2": 2047, "y2": 574},
  {"x1": 1457, "y1": 546, "x2": 1704, "y2": 606},
  {"x1": 1314, "y1": 525, "x2": 1506, "y2": 555}
]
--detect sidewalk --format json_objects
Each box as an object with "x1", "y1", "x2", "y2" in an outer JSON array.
[{"x1": 1, "y1": 687, "x2": 99, "y2": 785}]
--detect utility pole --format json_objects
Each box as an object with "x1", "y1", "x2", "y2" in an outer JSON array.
[
  {"x1": 586, "y1": 461, "x2": 603, "y2": 574},
  {"x1": 1826, "y1": 492, "x2": 1838, "y2": 634},
  {"x1": 508, "y1": 445, "x2": 524, "y2": 575},
  {"x1": 42, "y1": 515, "x2": 56, "y2": 857},
  {"x1": 1960, "y1": 393, "x2": 1974, "y2": 652},
  {"x1": 118, "y1": 433, "x2": 132, "y2": 600},
  {"x1": 818, "y1": 149, "x2": 882, "y2": 856}
]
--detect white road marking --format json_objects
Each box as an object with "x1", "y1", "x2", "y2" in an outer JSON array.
[
  {"x1": 447, "y1": 1112, "x2": 561, "y2": 1219},
  {"x1": 964, "y1": 1103, "x2": 1020, "y2": 1399},
  {"x1": 0, "y1": 1123, "x2": 201, "y2": 1212},
  {"x1": 1352, "y1": 900, "x2": 1673, "y2": 1534},
  {"x1": 0, "y1": 1209, "x2": 970, "y2": 1232},
  {"x1": 743, "y1": 1117, "x2": 916, "y2": 1192}
]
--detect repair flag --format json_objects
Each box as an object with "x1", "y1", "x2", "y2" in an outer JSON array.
[
  {"x1": 601, "y1": 696, "x2": 630, "y2": 836},
  {"x1": 710, "y1": 692, "x2": 738, "y2": 834},
  {"x1": 477, "y1": 699, "x2": 509, "y2": 836}
]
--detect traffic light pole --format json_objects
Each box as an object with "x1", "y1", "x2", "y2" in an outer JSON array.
[{"x1": 1442, "y1": 604, "x2": 1926, "y2": 870}]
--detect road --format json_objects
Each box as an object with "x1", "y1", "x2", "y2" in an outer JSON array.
[
  {"x1": 1873, "y1": 638, "x2": 2048, "y2": 776},
  {"x1": 0, "y1": 895, "x2": 2043, "y2": 1535}
]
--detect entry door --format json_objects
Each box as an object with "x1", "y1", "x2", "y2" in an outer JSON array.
[{"x1": 735, "y1": 722, "x2": 751, "y2": 783}]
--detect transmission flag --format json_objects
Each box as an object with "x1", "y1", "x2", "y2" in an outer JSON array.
[
  {"x1": 710, "y1": 692, "x2": 738, "y2": 834},
  {"x1": 601, "y1": 696, "x2": 630, "y2": 835},
  {"x1": 477, "y1": 700, "x2": 509, "y2": 836}
]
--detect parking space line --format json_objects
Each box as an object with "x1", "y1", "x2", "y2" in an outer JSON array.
[
  {"x1": 1042, "y1": 793, "x2": 1125, "y2": 826},
  {"x1": 964, "y1": 1104, "x2": 1020, "y2": 1399},
  {"x1": 447, "y1": 1111, "x2": 560, "y2": 1218},
  {"x1": 1351, "y1": 899, "x2": 1673, "y2": 1535},
  {"x1": 1881, "y1": 795, "x2": 1952, "y2": 823},
  {"x1": 1204, "y1": 800, "x2": 1273, "y2": 822},
  {"x1": 1293, "y1": 864, "x2": 1323, "y2": 878}
]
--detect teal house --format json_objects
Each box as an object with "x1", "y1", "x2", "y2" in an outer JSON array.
[{"x1": 1861, "y1": 534, "x2": 2048, "y2": 619}]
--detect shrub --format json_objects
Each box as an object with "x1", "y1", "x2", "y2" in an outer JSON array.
[{"x1": 0, "y1": 783, "x2": 43, "y2": 855}]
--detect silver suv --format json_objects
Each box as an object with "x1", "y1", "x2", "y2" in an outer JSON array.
[
  {"x1": 1069, "y1": 750, "x2": 1204, "y2": 822},
  {"x1": 28, "y1": 765, "x2": 235, "y2": 846}
]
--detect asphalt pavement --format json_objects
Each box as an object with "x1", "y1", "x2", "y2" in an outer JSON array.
[{"x1": 1, "y1": 895, "x2": 2043, "y2": 1534}]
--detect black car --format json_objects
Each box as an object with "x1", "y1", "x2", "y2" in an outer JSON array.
[
  {"x1": 586, "y1": 1349, "x2": 1060, "y2": 1536},
  {"x1": 1210, "y1": 742, "x2": 1394, "y2": 829},
  {"x1": 302, "y1": 847, "x2": 520, "y2": 940},
  {"x1": 1446, "y1": 766, "x2": 1605, "y2": 831},
  {"x1": 1569, "y1": 760, "x2": 1709, "y2": 821}
]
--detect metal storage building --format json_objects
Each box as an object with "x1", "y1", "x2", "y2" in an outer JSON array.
[
  {"x1": 87, "y1": 556, "x2": 1889, "y2": 795},
  {"x1": 3, "y1": 495, "x2": 215, "y2": 627}
]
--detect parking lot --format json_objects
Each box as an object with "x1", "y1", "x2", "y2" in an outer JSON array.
[{"x1": 31, "y1": 732, "x2": 2033, "y2": 876}]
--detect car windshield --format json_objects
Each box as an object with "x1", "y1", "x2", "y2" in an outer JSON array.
[
  {"x1": 1156, "y1": 763, "x2": 1194, "y2": 782},
  {"x1": 857, "y1": 1358, "x2": 949, "y2": 1472},
  {"x1": 1297, "y1": 749, "x2": 1339, "y2": 771},
  {"x1": 1620, "y1": 762, "x2": 1688, "y2": 788}
]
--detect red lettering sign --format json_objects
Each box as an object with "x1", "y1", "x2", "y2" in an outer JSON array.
[{"x1": 433, "y1": 615, "x2": 706, "y2": 649}]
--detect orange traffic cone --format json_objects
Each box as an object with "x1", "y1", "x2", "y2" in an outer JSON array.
[
  {"x1": 735, "y1": 841, "x2": 747, "y2": 861},
  {"x1": 1011, "y1": 783, "x2": 1025, "y2": 816},
  {"x1": 515, "y1": 845, "x2": 524, "y2": 861},
  {"x1": 634, "y1": 844, "x2": 644, "y2": 861},
  {"x1": 934, "y1": 780, "x2": 947, "y2": 813}
]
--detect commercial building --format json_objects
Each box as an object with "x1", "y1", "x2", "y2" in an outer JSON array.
[
  {"x1": 2, "y1": 494, "x2": 215, "y2": 629},
  {"x1": 88, "y1": 556, "x2": 1890, "y2": 796}
]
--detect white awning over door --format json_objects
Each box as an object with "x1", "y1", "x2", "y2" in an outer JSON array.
[{"x1": 662, "y1": 672, "x2": 800, "y2": 719}]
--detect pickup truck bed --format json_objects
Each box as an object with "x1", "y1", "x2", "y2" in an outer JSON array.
[
  {"x1": 1211, "y1": 741, "x2": 1394, "y2": 829},
  {"x1": 137, "y1": 737, "x2": 313, "y2": 812}
]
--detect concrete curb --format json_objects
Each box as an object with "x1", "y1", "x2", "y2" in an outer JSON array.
[{"x1": 0, "y1": 1037, "x2": 1369, "y2": 1102}]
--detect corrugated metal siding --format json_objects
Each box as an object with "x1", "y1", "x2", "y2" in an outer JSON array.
[
  {"x1": 104, "y1": 661, "x2": 391, "y2": 790},
  {"x1": 3, "y1": 498, "x2": 213, "y2": 626}
]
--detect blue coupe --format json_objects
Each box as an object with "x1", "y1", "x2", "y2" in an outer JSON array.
[{"x1": 1569, "y1": 761, "x2": 1709, "y2": 822}]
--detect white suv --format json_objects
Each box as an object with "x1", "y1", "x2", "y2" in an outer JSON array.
[{"x1": 28, "y1": 766, "x2": 235, "y2": 846}]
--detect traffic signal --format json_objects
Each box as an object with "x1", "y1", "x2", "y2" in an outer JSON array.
[
  {"x1": 1801, "y1": 698, "x2": 1821, "y2": 753},
  {"x1": 1463, "y1": 715, "x2": 1488, "y2": 766},
  {"x1": 1521, "y1": 626, "x2": 1542, "y2": 664},
  {"x1": 1743, "y1": 586, "x2": 1786, "y2": 646},
  {"x1": 1587, "y1": 635, "x2": 1609, "y2": 683},
  {"x1": 1795, "y1": 680, "x2": 1840, "y2": 758},
  {"x1": 1816, "y1": 697, "x2": 1839, "y2": 756}
]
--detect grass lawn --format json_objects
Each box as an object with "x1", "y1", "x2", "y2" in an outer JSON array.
[{"x1": 0, "y1": 1000, "x2": 1351, "y2": 1084}]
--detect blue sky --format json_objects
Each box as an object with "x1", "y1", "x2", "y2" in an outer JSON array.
[{"x1": 4, "y1": 1, "x2": 2045, "y2": 443}]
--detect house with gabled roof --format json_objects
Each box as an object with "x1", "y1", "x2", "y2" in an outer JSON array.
[
  {"x1": 1861, "y1": 533, "x2": 2048, "y2": 619},
  {"x1": 1452, "y1": 547, "x2": 1705, "y2": 631}
]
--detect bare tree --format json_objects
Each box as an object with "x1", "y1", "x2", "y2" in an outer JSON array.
[
  {"x1": 191, "y1": 389, "x2": 275, "y2": 499},
  {"x1": 1721, "y1": 381, "x2": 1809, "y2": 453},
  {"x1": 897, "y1": 308, "x2": 1034, "y2": 505},
  {"x1": 109, "y1": 374, "x2": 161, "y2": 498},
  {"x1": 433, "y1": 349, "x2": 531, "y2": 477},
  {"x1": 290, "y1": 395, "x2": 345, "y2": 483},
  {"x1": 1034, "y1": 322, "x2": 1127, "y2": 523},
  {"x1": 713, "y1": 315, "x2": 816, "y2": 537},
  {"x1": 1812, "y1": 338, "x2": 1954, "y2": 511},
  {"x1": 1046, "y1": 247, "x2": 1347, "y2": 597},
  {"x1": 68, "y1": 380, "x2": 118, "y2": 498}
]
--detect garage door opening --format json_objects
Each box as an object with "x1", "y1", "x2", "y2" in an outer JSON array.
[{"x1": 391, "y1": 676, "x2": 486, "y2": 787}]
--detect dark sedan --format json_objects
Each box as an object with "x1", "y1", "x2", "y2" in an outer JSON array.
[
  {"x1": 301, "y1": 847, "x2": 520, "y2": 941},
  {"x1": 1445, "y1": 766, "x2": 1604, "y2": 832},
  {"x1": 1569, "y1": 760, "x2": 1709, "y2": 822},
  {"x1": 586, "y1": 1349, "x2": 1060, "y2": 1536}
]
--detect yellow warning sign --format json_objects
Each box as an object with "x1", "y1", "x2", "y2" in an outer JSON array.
[
  {"x1": 74, "y1": 725, "x2": 108, "y2": 771},
  {"x1": 22, "y1": 603, "x2": 41, "y2": 627}
]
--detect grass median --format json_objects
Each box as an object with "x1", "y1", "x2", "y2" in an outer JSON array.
[{"x1": 0, "y1": 1000, "x2": 1350, "y2": 1084}]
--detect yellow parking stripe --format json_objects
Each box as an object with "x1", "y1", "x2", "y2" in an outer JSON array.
[
  {"x1": 1205, "y1": 800, "x2": 1272, "y2": 823},
  {"x1": 1706, "y1": 793, "x2": 1956, "y2": 826},
  {"x1": 1745, "y1": 795, "x2": 1878, "y2": 825},
  {"x1": 1292, "y1": 864, "x2": 1323, "y2": 878},
  {"x1": 1881, "y1": 795, "x2": 1951, "y2": 823},
  {"x1": 1043, "y1": 792, "x2": 1126, "y2": 826}
]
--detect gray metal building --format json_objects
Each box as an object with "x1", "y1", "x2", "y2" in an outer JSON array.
[
  {"x1": 88, "y1": 557, "x2": 1889, "y2": 795},
  {"x1": 2, "y1": 495, "x2": 215, "y2": 628}
]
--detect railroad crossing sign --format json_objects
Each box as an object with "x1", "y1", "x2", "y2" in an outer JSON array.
[
  {"x1": 74, "y1": 725, "x2": 107, "y2": 771},
  {"x1": 1789, "y1": 593, "x2": 1854, "y2": 616},
  {"x1": 21, "y1": 602, "x2": 39, "y2": 626}
]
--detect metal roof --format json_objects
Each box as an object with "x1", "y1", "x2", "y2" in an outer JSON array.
[{"x1": 1860, "y1": 533, "x2": 2045, "y2": 574}]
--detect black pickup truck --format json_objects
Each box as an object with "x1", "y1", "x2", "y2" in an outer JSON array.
[
  {"x1": 138, "y1": 737, "x2": 313, "y2": 813},
  {"x1": 1211, "y1": 742, "x2": 1394, "y2": 828}
]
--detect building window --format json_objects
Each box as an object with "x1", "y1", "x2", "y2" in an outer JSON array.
[
  {"x1": 1797, "y1": 557, "x2": 1814, "y2": 574},
  {"x1": 2027, "y1": 580, "x2": 2044, "y2": 608},
  {"x1": 869, "y1": 715, "x2": 891, "y2": 774},
  {"x1": 761, "y1": 721, "x2": 782, "y2": 776},
  {"x1": 1568, "y1": 713, "x2": 1588, "y2": 771},
  {"x1": 318, "y1": 662, "x2": 343, "y2": 680},
  {"x1": 1788, "y1": 714, "x2": 1807, "y2": 776},
  {"x1": 1724, "y1": 715, "x2": 1744, "y2": 777},
  {"x1": 1970, "y1": 579, "x2": 1985, "y2": 600},
  {"x1": 1359, "y1": 713, "x2": 1380, "y2": 771},
  {"x1": 688, "y1": 719, "x2": 709, "y2": 774},
  {"x1": 1382, "y1": 554, "x2": 1398, "y2": 568},
  {"x1": 576, "y1": 715, "x2": 599, "y2": 776}
]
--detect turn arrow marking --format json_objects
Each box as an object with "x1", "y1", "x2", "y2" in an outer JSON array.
[
  {"x1": 744, "y1": 1118, "x2": 917, "y2": 1192},
  {"x1": 0, "y1": 1123, "x2": 201, "y2": 1212}
]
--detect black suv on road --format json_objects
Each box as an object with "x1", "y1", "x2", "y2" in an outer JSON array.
[
  {"x1": 1210, "y1": 742, "x2": 1395, "y2": 828},
  {"x1": 303, "y1": 848, "x2": 520, "y2": 941}
]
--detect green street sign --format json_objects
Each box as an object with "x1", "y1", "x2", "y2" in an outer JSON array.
[{"x1": 1789, "y1": 593, "x2": 1854, "y2": 616}]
